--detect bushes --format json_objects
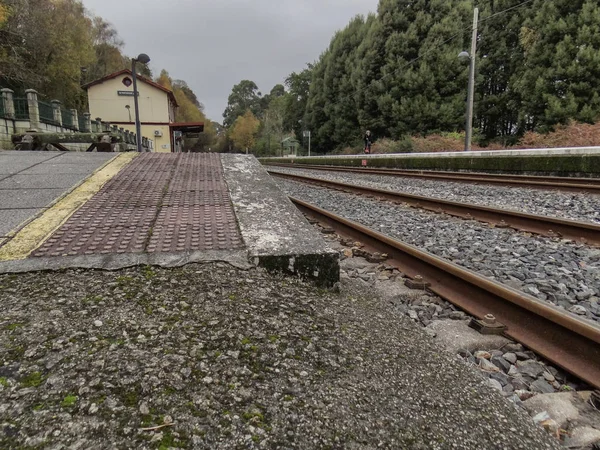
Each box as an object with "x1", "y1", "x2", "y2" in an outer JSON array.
[
  {"x1": 519, "y1": 121, "x2": 600, "y2": 148},
  {"x1": 372, "y1": 138, "x2": 413, "y2": 154},
  {"x1": 366, "y1": 122, "x2": 600, "y2": 154}
]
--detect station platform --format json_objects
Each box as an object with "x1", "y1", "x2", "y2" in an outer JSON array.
[
  {"x1": 0, "y1": 151, "x2": 339, "y2": 286},
  {"x1": 0, "y1": 151, "x2": 563, "y2": 449}
]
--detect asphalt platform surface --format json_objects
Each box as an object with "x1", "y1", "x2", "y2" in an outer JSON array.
[{"x1": 0, "y1": 264, "x2": 560, "y2": 449}]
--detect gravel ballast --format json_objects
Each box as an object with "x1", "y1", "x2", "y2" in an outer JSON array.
[
  {"x1": 268, "y1": 167, "x2": 600, "y2": 224},
  {"x1": 278, "y1": 179, "x2": 600, "y2": 323},
  {"x1": 0, "y1": 264, "x2": 561, "y2": 449}
]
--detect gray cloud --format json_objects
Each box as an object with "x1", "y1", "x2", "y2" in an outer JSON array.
[{"x1": 81, "y1": 0, "x2": 378, "y2": 122}]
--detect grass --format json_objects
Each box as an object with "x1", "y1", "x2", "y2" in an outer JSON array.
[
  {"x1": 20, "y1": 372, "x2": 44, "y2": 388},
  {"x1": 82, "y1": 295, "x2": 104, "y2": 304},
  {"x1": 61, "y1": 394, "x2": 77, "y2": 408},
  {"x1": 156, "y1": 429, "x2": 187, "y2": 449},
  {"x1": 142, "y1": 266, "x2": 157, "y2": 280},
  {"x1": 121, "y1": 389, "x2": 140, "y2": 407},
  {"x1": 0, "y1": 377, "x2": 8, "y2": 387},
  {"x1": 4, "y1": 322, "x2": 25, "y2": 331}
]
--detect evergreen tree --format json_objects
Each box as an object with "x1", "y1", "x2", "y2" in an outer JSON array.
[
  {"x1": 515, "y1": 0, "x2": 600, "y2": 131},
  {"x1": 222, "y1": 80, "x2": 263, "y2": 127},
  {"x1": 283, "y1": 65, "x2": 313, "y2": 140}
]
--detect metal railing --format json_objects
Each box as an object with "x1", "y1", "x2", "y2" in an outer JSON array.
[
  {"x1": 14, "y1": 98, "x2": 29, "y2": 120},
  {"x1": 78, "y1": 115, "x2": 87, "y2": 132},
  {"x1": 61, "y1": 108, "x2": 76, "y2": 130},
  {"x1": 39, "y1": 101, "x2": 56, "y2": 125}
]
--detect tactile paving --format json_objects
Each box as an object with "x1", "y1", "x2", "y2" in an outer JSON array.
[{"x1": 32, "y1": 153, "x2": 244, "y2": 257}]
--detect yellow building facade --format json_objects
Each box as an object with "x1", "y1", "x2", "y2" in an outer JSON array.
[{"x1": 83, "y1": 70, "x2": 178, "y2": 153}]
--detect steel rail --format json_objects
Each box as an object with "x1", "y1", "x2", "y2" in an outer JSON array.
[
  {"x1": 269, "y1": 170, "x2": 600, "y2": 246},
  {"x1": 265, "y1": 163, "x2": 600, "y2": 194},
  {"x1": 291, "y1": 197, "x2": 600, "y2": 389}
]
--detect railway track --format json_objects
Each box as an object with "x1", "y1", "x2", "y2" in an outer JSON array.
[
  {"x1": 265, "y1": 163, "x2": 600, "y2": 194},
  {"x1": 290, "y1": 196, "x2": 600, "y2": 389},
  {"x1": 268, "y1": 170, "x2": 600, "y2": 246}
]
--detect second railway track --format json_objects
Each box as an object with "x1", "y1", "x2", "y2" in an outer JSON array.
[
  {"x1": 266, "y1": 163, "x2": 600, "y2": 194},
  {"x1": 268, "y1": 170, "x2": 600, "y2": 246},
  {"x1": 290, "y1": 196, "x2": 600, "y2": 390}
]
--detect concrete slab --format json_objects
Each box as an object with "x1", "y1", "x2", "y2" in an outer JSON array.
[
  {"x1": 0, "y1": 208, "x2": 41, "y2": 237},
  {"x1": 19, "y1": 163, "x2": 108, "y2": 175},
  {"x1": 0, "y1": 174, "x2": 90, "y2": 189},
  {"x1": 0, "y1": 151, "x2": 62, "y2": 163},
  {"x1": 522, "y1": 392, "x2": 581, "y2": 429},
  {"x1": 427, "y1": 319, "x2": 511, "y2": 353},
  {"x1": 0, "y1": 249, "x2": 252, "y2": 273},
  {"x1": 0, "y1": 162, "x2": 43, "y2": 175},
  {"x1": 222, "y1": 154, "x2": 339, "y2": 286},
  {"x1": 0, "y1": 189, "x2": 68, "y2": 209},
  {"x1": 50, "y1": 153, "x2": 116, "y2": 164},
  {"x1": 564, "y1": 426, "x2": 600, "y2": 448},
  {"x1": 1, "y1": 153, "x2": 339, "y2": 287},
  {"x1": 0, "y1": 151, "x2": 120, "y2": 246}
]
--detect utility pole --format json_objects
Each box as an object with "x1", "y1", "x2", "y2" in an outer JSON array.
[
  {"x1": 131, "y1": 53, "x2": 150, "y2": 153},
  {"x1": 465, "y1": 7, "x2": 479, "y2": 152}
]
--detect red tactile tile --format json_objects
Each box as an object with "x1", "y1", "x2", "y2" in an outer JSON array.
[{"x1": 31, "y1": 153, "x2": 244, "y2": 258}]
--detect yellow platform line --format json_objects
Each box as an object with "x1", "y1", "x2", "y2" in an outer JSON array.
[{"x1": 0, "y1": 152, "x2": 138, "y2": 262}]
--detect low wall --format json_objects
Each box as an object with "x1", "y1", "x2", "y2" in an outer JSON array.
[
  {"x1": 1, "y1": 118, "x2": 88, "y2": 151},
  {"x1": 262, "y1": 149, "x2": 600, "y2": 178}
]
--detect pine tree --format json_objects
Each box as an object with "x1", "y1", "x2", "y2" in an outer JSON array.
[{"x1": 515, "y1": 0, "x2": 600, "y2": 131}]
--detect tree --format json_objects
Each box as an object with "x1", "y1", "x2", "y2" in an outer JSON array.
[
  {"x1": 0, "y1": 3, "x2": 9, "y2": 27},
  {"x1": 0, "y1": 0, "x2": 95, "y2": 107},
  {"x1": 284, "y1": 64, "x2": 313, "y2": 140},
  {"x1": 230, "y1": 110, "x2": 260, "y2": 153},
  {"x1": 157, "y1": 69, "x2": 216, "y2": 151},
  {"x1": 514, "y1": 0, "x2": 600, "y2": 131},
  {"x1": 257, "y1": 95, "x2": 288, "y2": 156},
  {"x1": 223, "y1": 80, "x2": 262, "y2": 127},
  {"x1": 304, "y1": 15, "x2": 372, "y2": 152},
  {"x1": 173, "y1": 80, "x2": 203, "y2": 110},
  {"x1": 83, "y1": 16, "x2": 127, "y2": 84}
]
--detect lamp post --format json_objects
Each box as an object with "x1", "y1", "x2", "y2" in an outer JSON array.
[
  {"x1": 131, "y1": 53, "x2": 150, "y2": 152},
  {"x1": 459, "y1": 7, "x2": 479, "y2": 152}
]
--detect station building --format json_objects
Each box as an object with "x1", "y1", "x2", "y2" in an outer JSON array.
[{"x1": 83, "y1": 69, "x2": 203, "y2": 152}]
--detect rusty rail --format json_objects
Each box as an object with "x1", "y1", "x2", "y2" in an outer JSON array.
[
  {"x1": 265, "y1": 163, "x2": 600, "y2": 194},
  {"x1": 269, "y1": 170, "x2": 600, "y2": 246},
  {"x1": 291, "y1": 197, "x2": 600, "y2": 389}
]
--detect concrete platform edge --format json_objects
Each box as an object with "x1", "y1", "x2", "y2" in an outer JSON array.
[
  {"x1": 0, "y1": 249, "x2": 252, "y2": 274},
  {"x1": 221, "y1": 154, "x2": 339, "y2": 287}
]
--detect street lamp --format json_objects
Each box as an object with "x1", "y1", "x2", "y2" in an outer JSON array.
[
  {"x1": 125, "y1": 105, "x2": 131, "y2": 122},
  {"x1": 131, "y1": 53, "x2": 151, "y2": 152},
  {"x1": 459, "y1": 7, "x2": 479, "y2": 152}
]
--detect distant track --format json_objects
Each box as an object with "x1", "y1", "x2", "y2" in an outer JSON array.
[
  {"x1": 291, "y1": 196, "x2": 600, "y2": 389},
  {"x1": 265, "y1": 163, "x2": 600, "y2": 194},
  {"x1": 268, "y1": 170, "x2": 600, "y2": 246}
]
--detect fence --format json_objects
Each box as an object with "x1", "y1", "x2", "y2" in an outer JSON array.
[
  {"x1": 1, "y1": 87, "x2": 150, "y2": 150},
  {"x1": 61, "y1": 108, "x2": 76, "y2": 130},
  {"x1": 14, "y1": 98, "x2": 29, "y2": 120},
  {"x1": 39, "y1": 101, "x2": 56, "y2": 125},
  {"x1": 78, "y1": 114, "x2": 87, "y2": 132}
]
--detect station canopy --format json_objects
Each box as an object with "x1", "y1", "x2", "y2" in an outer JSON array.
[{"x1": 170, "y1": 122, "x2": 204, "y2": 133}]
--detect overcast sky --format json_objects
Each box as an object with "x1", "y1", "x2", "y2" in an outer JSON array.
[{"x1": 81, "y1": 0, "x2": 379, "y2": 122}]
